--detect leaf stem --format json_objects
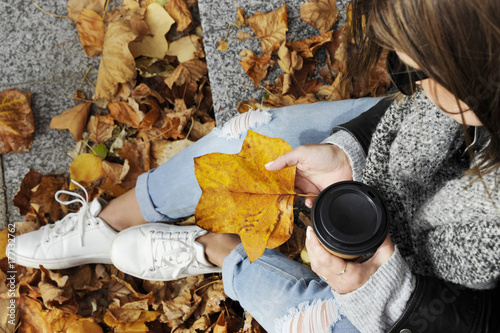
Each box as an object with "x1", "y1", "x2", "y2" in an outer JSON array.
[
  {"x1": 33, "y1": 1, "x2": 68, "y2": 18},
  {"x1": 295, "y1": 193, "x2": 318, "y2": 197}
]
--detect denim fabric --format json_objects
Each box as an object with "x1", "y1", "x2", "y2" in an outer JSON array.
[
  {"x1": 223, "y1": 244, "x2": 360, "y2": 332},
  {"x1": 135, "y1": 97, "x2": 382, "y2": 222}
]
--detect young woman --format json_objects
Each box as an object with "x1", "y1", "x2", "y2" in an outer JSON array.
[{"x1": 14, "y1": 0, "x2": 499, "y2": 331}]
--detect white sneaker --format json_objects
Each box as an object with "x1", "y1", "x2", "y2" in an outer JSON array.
[
  {"x1": 110, "y1": 224, "x2": 221, "y2": 281},
  {"x1": 14, "y1": 181, "x2": 117, "y2": 269}
]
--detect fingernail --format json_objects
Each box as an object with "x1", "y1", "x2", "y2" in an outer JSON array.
[
  {"x1": 305, "y1": 200, "x2": 312, "y2": 208},
  {"x1": 265, "y1": 161, "x2": 274, "y2": 168},
  {"x1": 306, "y1": 226, "x2": 312, "y2": 240}
]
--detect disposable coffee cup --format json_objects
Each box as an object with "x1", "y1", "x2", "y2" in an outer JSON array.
[{"x1": 311, "y1": 181, "x2": 389, "y2": 262}]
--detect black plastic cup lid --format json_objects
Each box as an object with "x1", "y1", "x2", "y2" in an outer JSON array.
[{"x1": 312, "y1": 181, "x2": 389, "y2": 257}]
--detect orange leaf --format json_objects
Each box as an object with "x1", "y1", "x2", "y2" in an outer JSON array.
[
  {"x1": 67, "y1": 0, "x2": 106, "y2": 23},
  {"x1": 299, "y1": 0, "x2": 338, "y2": 33},
  {"x1": 239, "y1": 49, "x2": 275, "y2": 87},
  {"x1": 0, "y1": 229, "x2": 8, "y2": 259},
  {"x1": 76, "y1": 9, "x2": 104, "y2": 57},
  {"x1": 0, "y1": 89, "x2": 34, "y2": 154},
  {"x1": 194, "y1": 131, "x2": 296, "y2": 262},
  {"x1": 50, "y1": 102, "x2": 91, "y2": 141},
  {"x1": 108, "y1": 101, "x2": 141, "y2": 128},
  {"x1": 248, "y1": 4, "x2": 288, "y2": 54}
]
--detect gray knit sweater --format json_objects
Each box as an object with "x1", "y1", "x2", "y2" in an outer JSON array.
[{"x1": 322, "y1": 91, "x2": 500, "y2": 332}]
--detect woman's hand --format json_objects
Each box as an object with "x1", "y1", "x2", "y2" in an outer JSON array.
[
  {"x1": 265, "y1": 144, "x2": 353, "y2": 208},
  {"x1": 306, "y1": 227, "x2": 395, "y2": 294}
]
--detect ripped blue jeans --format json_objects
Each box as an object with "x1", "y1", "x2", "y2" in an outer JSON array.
[{"x1": 135, "y1": 97, "x2": 382, "y2": 332}]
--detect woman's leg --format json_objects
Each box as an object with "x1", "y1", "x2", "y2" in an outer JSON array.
[
  {"x1": 102, "y1": 97, "x2": 383, "y2": 228},
  {"x1": 222, "y1": 244, "x2": 359, "y2": 332}
]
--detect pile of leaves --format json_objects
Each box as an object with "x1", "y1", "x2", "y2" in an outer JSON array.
[
  {"x1": 0, "y1": 0, "x2": 390, "y2": 331},
  {"x1": 226, "y1": 1, "x2": 390, "y2": 112}
]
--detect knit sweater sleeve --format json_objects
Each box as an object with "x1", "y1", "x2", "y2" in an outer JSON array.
[{"x1": 332, "y1": 247, "x2": 416, "y2": 332}]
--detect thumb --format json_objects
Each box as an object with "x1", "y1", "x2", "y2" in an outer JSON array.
[{"x1": 265, "y1": 149, "x2": 301, "y2": 171}]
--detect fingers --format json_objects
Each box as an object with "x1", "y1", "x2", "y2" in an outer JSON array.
[
  {"x1": 306, "y1": 227, "x2": 346, "y2": 276},
  {"x1": 265, "y1": 148, "x2": 302, "y2": 171}
]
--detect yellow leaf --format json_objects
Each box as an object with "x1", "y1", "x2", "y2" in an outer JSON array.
[
  {"x1": 129, "y1": 3, "x2": 175, "y2": 59},
  {"x1": 50, "y1": 102, "x2": 91, "y2": 141},
  {"x1": 76, "y1": 9, "x2": 104, "y2": 57},
  {"x1": 248, "y1": 4, "x2": 288, "y2": 54},
  {"x1": 0, "y1": 89, "x2": 34, "y2": 154},
  {"x1": 67, "y1": 0, "x2": 106, "y2": 23},
  {"x1": 217, "y1": 39, "x2": 229, "y2": 51},
  {"x1": 299, "y1": 0, "x2": 338, "y2": 33},
  {"x1": 194, "y1": 130, "x2": 296, "y2": 262},
  {"x1": 166, "y1": 35, "x2": 204, "y2": 63},
  {"x1": 69, "y1": 153, "x2": 106, "y2": 189}
]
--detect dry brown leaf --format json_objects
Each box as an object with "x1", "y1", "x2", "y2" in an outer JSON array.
[
  {"x1": 118, "y1": 138, "x2": 151, "y2": 188},
  {"x1": 50, "y1": 102, "x2": 91, "y2": 142},
  {"x1": 94, "y1": 18, "x2": 142, "y2": 101},
  {"x1": 195, "y1": 131, "x2": 296, "y2": 262},
  {"x1": 165, "y1": 0, "x2": 193, "y2": 32},
  {"x1": 67, "y1": 0, "x2": 106, "y2": 22},
  {"x1": 167, "y1": 35, "x2": 204, "y2": 63},
  {"x1": 129, "y1": 3, "x2": 175, "y2": 59},
  {"x1": 151, "y1": 139, "x2": 194, "y2": 168},
  {"x1": 299, "y1": 0, "x2": 338, "y2": 33},
  {"x1": 29, "y1": 174, "x2": 68, "y2": 224},
  {"x1": 277, "y1": 42, "x2": 303, "y2": 75},
  {"x1": 286, "y1": 30, "x2": 333, "y2": 59},
  {"x1": 239, "y1": 49, "x2": 275, "y2": 87},
  {"x1": 214, "y1": 311, "x2": 227, "y2": 333},
  {"x1": 0, "y1": 89, "x2": 34, "y2": 154},
  {"x1": 165, "y1": 59, "x2": 207, "y2": 88},
  {"x1": 248, "y1": 4, "x2": 288, "y2": 54},
  {"x1": 87, "y1": 115, "x2": 114, "y2": 143},
  {"x1": 108, "y1": 101, "x2": 142, "y2": 128},
  {"x1": 189, "y1": 120, "x2": 214, "y2": 141},
  {"x1": 234, "y1": 7, "x2": 248, "y2": 29},
  {"x1": 76, "y1": 9, "x2": 104, "y2": 57}
]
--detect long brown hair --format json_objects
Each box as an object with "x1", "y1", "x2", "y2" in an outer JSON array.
[{"x1": 350, "y1": 0, "x2": 500, "y2": 176}]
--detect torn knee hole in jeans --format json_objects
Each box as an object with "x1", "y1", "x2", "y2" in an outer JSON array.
[
  {"x1": 214, "y1": 109, "x2": 272, "y2": 140},
  {"x1": 275, "y1": 299, "x2": 341, "y2": 333}
]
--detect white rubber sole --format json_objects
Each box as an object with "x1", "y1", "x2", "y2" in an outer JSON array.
[{"x1": 14, "y1": 253, "x2": 112, "y2": 270}]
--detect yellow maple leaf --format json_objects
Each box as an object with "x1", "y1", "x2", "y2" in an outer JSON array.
[
  {"x1": 194, "y1": 130, "x2": 296, "y2": 262},
  {"x1": 248, "y1": 4, "x2": 288, "y2": 54}
]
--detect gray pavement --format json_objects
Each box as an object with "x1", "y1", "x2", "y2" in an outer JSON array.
[
  {"x1": 0, "y1": 0, "x2": 100, "y2": 225},
  {"x1": 0, "y1": 0, "x2": 348, "y2": 226}
]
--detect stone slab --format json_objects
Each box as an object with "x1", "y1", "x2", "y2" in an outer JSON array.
[
  {"x1": 0, "y1": 0, "x2": 101, "y2": 86},
  {"x1": 0, "y1": 157, "x2": 6, "y2": 229},
  {"x1": 198, "y1": 0, "x2": 349, "y2": 125}
]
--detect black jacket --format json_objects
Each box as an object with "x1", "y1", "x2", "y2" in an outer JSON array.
[{"x1": 335, "y1": 98, "x2": 500, "y2": 332}]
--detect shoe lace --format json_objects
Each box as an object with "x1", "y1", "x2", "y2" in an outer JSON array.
[
  {"x1": 148, "y1": 229, "x2": 198, "y2": 279},
  {"x1": 42, "y1": 180, "x2": 91, "y2": 247}
]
